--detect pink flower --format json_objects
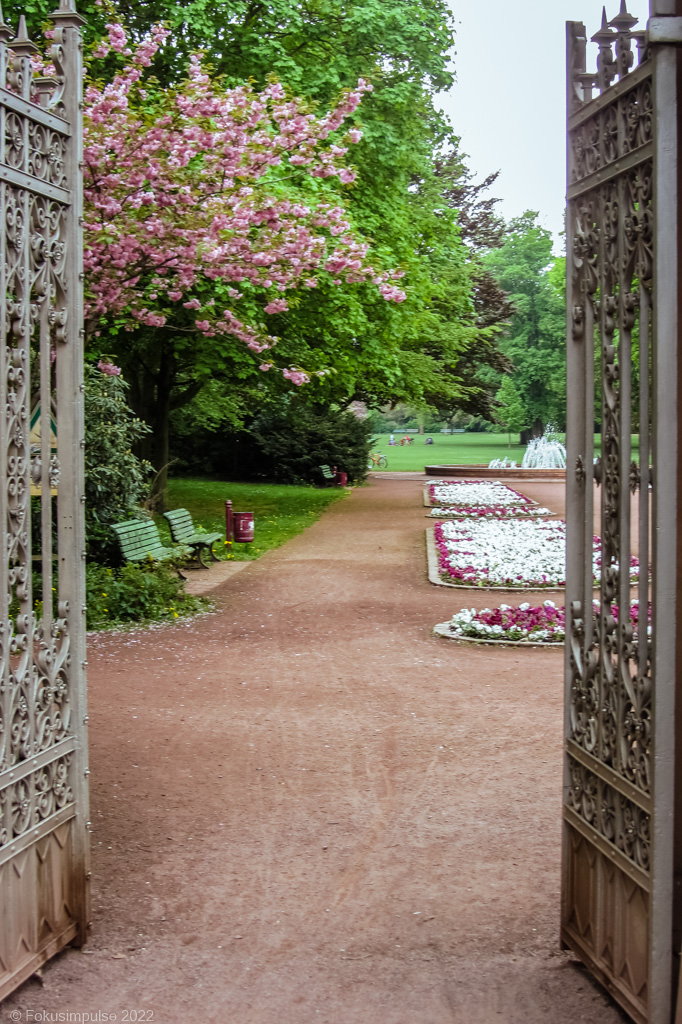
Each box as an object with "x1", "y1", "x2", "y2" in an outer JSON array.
[
  {"x1": 97, "y1": 359, "x2": 121, "y2": 376},
  {"x1": 264, "y1": 298, "x2": 288, "y2": 315},
  {"x1": 282, "y1": 367, "x2": 309, "y2": 385}
]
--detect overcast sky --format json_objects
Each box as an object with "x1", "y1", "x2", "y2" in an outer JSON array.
[{"x1": 438, "y1": 0, "x2": 651, "y2": 249}]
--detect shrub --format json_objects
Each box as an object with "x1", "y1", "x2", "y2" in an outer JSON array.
[
  {"x1": 250, "y1": 406, "x2": 372, "y2": 484},
  {"x1": 85, "y1": 560, "x2": 209, "y2": 629},
  {"x1": 84, "y1": 362, "x2": 152, "y2": 561}
]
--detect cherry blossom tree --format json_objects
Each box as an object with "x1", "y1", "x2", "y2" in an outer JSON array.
[
  {"x1": 66, "y1": 21, "x2": 406, "y2": 492},
  {"x1": 83, "y1": 23, "x2": 404, "y2": 369}
]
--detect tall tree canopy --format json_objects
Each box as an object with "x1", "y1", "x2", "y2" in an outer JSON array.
[
  {"x1": 484, "y1": 212, "x2": 566, "y2": 433},
  {"x1": 11, "y1": 0, "x2": 511, "y2": 480}
]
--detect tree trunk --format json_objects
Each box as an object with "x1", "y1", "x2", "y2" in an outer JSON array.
[
  {"x1": 149, "y1": 352, "x2": 174, "y2": 510},
  {"x1": 520, "y1": 419, "x2": 544, "y2": 446}
]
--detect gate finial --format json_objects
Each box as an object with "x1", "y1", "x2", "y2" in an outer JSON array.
[
  {"x1": 609, "y1": 0, "x2": 638, "y2": 33},
  {"x1": 49, "y1": 0, "x2": 86, "y2": 27},
  {"x1": 9, "y1": 15, "x2": 38, "y2": 55},
  {"x1": 591, "y1": 7, "x2": 615, "y2": 43},
  {"x1": 0, "y1": 1, "x2": 12, "y2": 43}
]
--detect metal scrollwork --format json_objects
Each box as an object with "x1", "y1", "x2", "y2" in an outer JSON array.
[
  {"x1": 567, "y1": 758, "x2": 650, "y2": 872},
  {"x1": 565, "y1": 11, "x2": 654, "y2": 1006},
  {"x1": 0, "y1": 1, "x2": 88, "y2": 998}
]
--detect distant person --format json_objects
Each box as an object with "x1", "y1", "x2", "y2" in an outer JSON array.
[{"x1": 389, "y1": 433, "x2": 395, "y2": 446}]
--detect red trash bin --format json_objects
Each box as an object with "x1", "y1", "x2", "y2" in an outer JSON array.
[
  {"x1": 233, "y1": 511, "x2": 254, "y2": 543},
  {"x1": 335, "y1": 470, "x2": 348, "y2": 486}
]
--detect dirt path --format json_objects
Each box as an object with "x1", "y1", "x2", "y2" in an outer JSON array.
[{"x1": 5, "y1": 477, "x2": 627, "y2": 1024}]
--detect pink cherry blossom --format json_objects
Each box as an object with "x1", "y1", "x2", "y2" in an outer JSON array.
[
  {"x1": 97, "y1": 359, "x2": 122, "y2": 376},
  {"x1": 58, "y1": 20, "x2": 407, "y2": 384}
]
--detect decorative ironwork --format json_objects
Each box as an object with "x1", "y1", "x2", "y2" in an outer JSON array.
[
  {"x1": 564, "y1": 5, "x2": 676, "y2": 1022},
  {"x1": 567, "y1": 757, "x2": 650, "y2": 872},
  {"x1": 0, "y1": 0, "x2": 89, "y2": 1001}
]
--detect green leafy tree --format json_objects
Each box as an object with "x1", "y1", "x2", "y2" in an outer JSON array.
[
  {"x1": 14, "y1": 1, "x2": 509, "y2": 472},
  {"x1": 483, "y1": 212, "x2": 566, "y2": 432},
  {"x1": 495, "y1": 376, "x2": 526, "y2": 445},
  {"x1": 83, "y1": 362, "x2": 152, "y2": 560}
]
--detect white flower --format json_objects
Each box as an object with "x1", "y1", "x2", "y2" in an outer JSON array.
[{"x1": 428, "y1": 479, "x2": 535, "y2": 508}]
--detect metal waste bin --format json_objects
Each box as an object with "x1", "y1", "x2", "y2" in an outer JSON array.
[{"x1": 233, "y1": 511, "x2": 254, "y2": 543}]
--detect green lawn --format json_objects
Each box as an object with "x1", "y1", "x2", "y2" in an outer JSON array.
[
  {"x1": 155, "y1": 478, "x2": 346, "y2": 561},
  {"x1": 368, "y1": 432, "x2": 640, "y2": 472},
  {"x1": 369, "y1": 432, "x2": 525, "y2": 471}
]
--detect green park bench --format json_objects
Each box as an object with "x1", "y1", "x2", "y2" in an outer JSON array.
[
  {"x1": 163, "y1": 508, "x2": 223, "y2": 568},
  {"x1": 111, "y1": 519, "x2": 188, "y2": 575},
  {"x1": 319, "y1": 464, "x2": 336, "y2": 485}
]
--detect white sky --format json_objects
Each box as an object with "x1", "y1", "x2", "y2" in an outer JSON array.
[{"x1": 438, "y1": 0, "x2": 651, "y2": 249}]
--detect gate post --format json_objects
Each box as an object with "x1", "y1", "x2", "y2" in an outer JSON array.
[
  {"x1": 50, "y1": 0, "x2": 90, "y2": 944},
  {"x1": 649, "y1": 6, "x2": 680, "y2": 1020},
  {"x1": 0, "y1": 0, "x2": 90, "y2": 999},
  {"x1": 563, "y1": 4, "x2": 682, "y2": 1022}
]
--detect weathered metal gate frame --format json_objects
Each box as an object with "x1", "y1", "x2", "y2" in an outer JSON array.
[
  {"x1": 0, "y1": 0, "x2": 89, "y2": 999},
  {"x1": 564, "y1": 4, "x2": 681, "y2": 1023}
]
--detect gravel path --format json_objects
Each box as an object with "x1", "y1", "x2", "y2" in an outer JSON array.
[{"x1": 4, "y1": 477, "x2": 627, "y2": 1024}]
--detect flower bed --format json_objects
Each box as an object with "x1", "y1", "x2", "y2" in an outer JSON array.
[
  {"x1": 436, "y1": 599, "x2": 650, "y2": 645},
  {"x1": 441, "y1": 601, "x2": 565, "y2": 643},
  {"x1": 428, "y1": 479, "x2": 535, "y2": 508},
  {"x1": 428, "y1": 503, "x2": 551, "y2": 519},
  {"x1": 433, "y1": 518, "x2": 640, "y2": 589}
]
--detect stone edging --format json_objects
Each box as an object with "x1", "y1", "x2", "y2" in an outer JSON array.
[
  {"x1": 425, "y1": 464, "x2": 566, "y2": 480},
  {"x1": 432, "y1": 621, "x2": 563, "y2": 647},
  {"x1": 424, "y1": 528, "x2": 566, "y2": 593}
]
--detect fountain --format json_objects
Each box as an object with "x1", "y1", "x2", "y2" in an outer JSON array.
[
  {"x1": 427, "y1": 424, "x2": 567, "y2": 479},
  {"x1": 520, "y1": 426, "x2": 566, "y2": 469}
]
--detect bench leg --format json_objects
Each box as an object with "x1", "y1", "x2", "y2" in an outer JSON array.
[{"x1": 208, "y1": 542, "x2": 221, "y2": 563}]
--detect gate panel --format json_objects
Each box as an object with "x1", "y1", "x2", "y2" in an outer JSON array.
[
  {"x1": 0, "y1": 1, "x2": 89, "y2": 999},
  {"x1": 564, "y1": 6, "x2": 678, "y2": 1023}
]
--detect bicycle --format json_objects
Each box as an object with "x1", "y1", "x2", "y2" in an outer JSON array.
[{"x1": 367, "y1": 449, "x2": 388, "y2": 469}]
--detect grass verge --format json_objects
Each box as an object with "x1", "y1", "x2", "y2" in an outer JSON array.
[{"x1": 157, "y1": 478, "x2": 347, "y2": 561}]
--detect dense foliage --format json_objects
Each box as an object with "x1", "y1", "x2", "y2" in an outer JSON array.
[
  {"x1": 83, "y1": 362, "x2": 152, "y2": 560},
  {"x1": 483, "y1": 213, "x2": 566, "y2": 435},
  {"x1": 174, "y1": 405, "x2": 371, "y2": 484},
  {"x1": 85, "y1": 560, "x2": 209, "y2": 628},
  {"x1": 12, "y1": 2, "x2": 514, "y2": 485},
  {"x1": 250, "y1": 407, "x2": 371, "y2": 484}
]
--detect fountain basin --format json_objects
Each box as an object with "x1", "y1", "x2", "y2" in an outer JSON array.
[{"x1": 425, "y1": 464, "x2": 566, "y2": 480}]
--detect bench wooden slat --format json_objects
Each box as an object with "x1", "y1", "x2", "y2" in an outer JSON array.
[
  {"x1": 111, "y1": 520, "x2": 178, "y2": 563},
  {"x1": 163, "y1": 508, "x2": 223, "y2": 561}
]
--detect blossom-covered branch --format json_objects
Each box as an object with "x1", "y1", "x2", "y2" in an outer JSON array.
[{"x1": 78, "y1": 22, "x2": 406, "y2": 384}]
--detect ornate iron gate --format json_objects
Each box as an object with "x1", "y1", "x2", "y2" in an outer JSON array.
[
  {"x1": 0, "y1": 0, "x2": 89, "y2": 998},
  {"x1": 564, "y1": 4, "x2": 681, "y2": 1023}
]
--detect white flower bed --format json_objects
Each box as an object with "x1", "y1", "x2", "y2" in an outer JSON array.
[
  {"x1": 434, "y1": 518, "x2": 640, "y2": 589},
  {"x1": 428, "y1": 479, "x2": 534, "y2": 508},
  {"x1": 428, "y1": 504, "x2": 551, "y2": 519}
]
